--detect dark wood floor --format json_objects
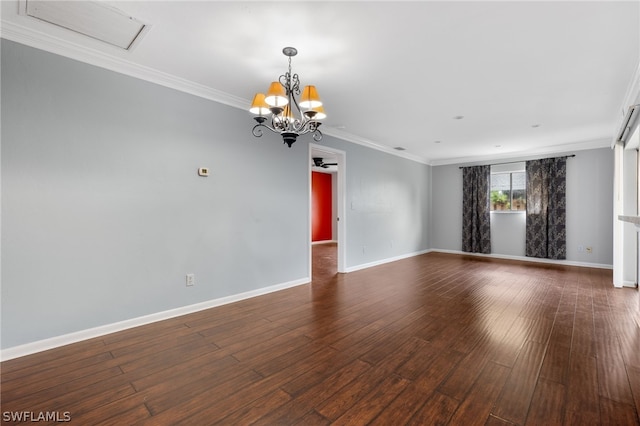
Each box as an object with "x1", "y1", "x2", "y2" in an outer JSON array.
[{"x1": 2, "y1": 245, "x2": 640, "y2": 425}]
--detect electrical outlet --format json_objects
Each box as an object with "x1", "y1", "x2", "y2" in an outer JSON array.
[
  {"x1": 186, "y1": 273, "x2": 195, "y2": 286},
  {"x1": 586, "y1": 247, "x2": 593, "y2": 254}
]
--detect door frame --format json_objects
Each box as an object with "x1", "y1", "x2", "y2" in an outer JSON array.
[{"x1": 309, "y1": 143, "x2": 346, "y2": 274}]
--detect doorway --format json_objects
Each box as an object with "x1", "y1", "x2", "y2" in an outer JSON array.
[{"x1": 309, "y1": 144, "x2": 346, "y2": 275}]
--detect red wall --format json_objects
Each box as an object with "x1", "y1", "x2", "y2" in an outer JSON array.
[{"x1": 312, "y1": 172, "x2": 333, "y2": 242}]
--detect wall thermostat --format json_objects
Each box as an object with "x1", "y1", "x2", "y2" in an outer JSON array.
[{"x1": 198, "y1": 167, "x2": 209, "y2": 177}]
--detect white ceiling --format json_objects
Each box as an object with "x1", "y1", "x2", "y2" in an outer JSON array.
[{"x1": 2, "y1": 1, "x2": 639, "y2": 165}]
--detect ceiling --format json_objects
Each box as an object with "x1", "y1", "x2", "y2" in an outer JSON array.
[{"x1": 2, "y1": 1, "x2": 639, "y2": 165}]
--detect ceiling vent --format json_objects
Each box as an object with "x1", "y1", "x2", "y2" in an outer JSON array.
[{"x1": 24, "y1": 0, "x2": 147, "y2": 50}]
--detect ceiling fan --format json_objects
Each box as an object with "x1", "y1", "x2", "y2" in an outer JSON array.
[{"x1": 312, "y1": 157, "x2": 338, "y2": 168}]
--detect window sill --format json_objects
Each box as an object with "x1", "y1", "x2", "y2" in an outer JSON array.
[{"x1": 490, "y1": 210, "x2": 526, "y2": 214}]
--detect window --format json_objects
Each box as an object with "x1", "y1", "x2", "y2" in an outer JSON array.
[{"x1": 491, "y1": 171, "x2": 526, "y2": 211}]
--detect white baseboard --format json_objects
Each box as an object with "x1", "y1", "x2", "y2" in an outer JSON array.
[
  {"x1": 345, "y1": 249, "x2": 432, "y2": 273},
  {"x1": 0, "y1": 277, "x2": 310, "y2": 361},
  {"x1": 430, "y1": 249, "x2": 613, "y2": 270}
]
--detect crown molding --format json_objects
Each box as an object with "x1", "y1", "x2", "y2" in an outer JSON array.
[
  {"x1": 322, "y1": 127, "x2": 431, "y2": 165},
  {"x1": 429, "y1": 138, "x2": 611, "y2": 167},
  {"x1": 0, "y1": 20, "x2": 249, "y2": 110},
  {"x1": 619, "y1": 60, "x2": 640, "y2": 114}
]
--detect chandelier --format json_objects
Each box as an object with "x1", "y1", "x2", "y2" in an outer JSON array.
[{"x1": 249, "y1": 47, "x2": 326, "y2": 148}]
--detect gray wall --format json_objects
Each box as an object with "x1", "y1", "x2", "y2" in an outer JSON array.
[
  {"x1": 1, "y1": 40, "x2": 431, "y2": 349},
  {"x1": 318, "y1": 139, "x2": 431, "y2": 267},
  {"x1": 431, "y1": 147, "x2": 614, "y2": 266},
  {"x1": 431, "y1": 164, "x2": 463, "y2": 251}
]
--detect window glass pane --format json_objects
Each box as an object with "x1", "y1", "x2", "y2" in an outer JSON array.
[
  {"x1": 491, "y1": 173, "x2": 510, "y2": 191},
  {"x1": 491, "y1": 172, "x2": 526, "y2": 211},
  {"x1": 511, "y1": 172, "x2": 525, "y2": 190},
  {"x1": 511, "y1": 172, "x2": 526, "y2": 210},
  {"x1": 512, "y1": 189, "x2": 526, "y2": 210},
  {"x1": 491, "y1": 173, "x2": 511, "y2": 210}
]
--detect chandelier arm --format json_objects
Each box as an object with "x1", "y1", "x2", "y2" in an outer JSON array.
[
  {"x1": 301, "y1": 120, "x2": 320, "y2": 133},
  {"x1": 252, "y1": 121, "x2": 281, "y2": 138},
  {"x1": 289, "y1": 87, "x2": 303, "y2": 116},
  {"x1": 312, "y1": 130, "x2": 323, "y2": 142},
  {"x1": 300, "y1": 119, "x2": 312, "y2": 134},
  {"x1": 296, "y1": 117, "x2": 317, "y2": 135},
  {"x1": 252, "y1": 123, "x2": 265, "y2": 138}
]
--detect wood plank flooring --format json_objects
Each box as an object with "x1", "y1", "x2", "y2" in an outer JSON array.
[{"x1": 2, "y1": 245, "x2": 640, "y2": 425}]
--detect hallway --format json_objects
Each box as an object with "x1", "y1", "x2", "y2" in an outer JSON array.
[{"x1": 312, "y1": 242, "x2": 338, "y2": 283}]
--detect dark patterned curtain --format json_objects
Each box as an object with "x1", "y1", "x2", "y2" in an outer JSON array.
[
  {"x1": 525, "y1": 157, "x2": 567, "y2": 259},
  {"x1": 462, "y1": 165, "x2": 491, "y2": 254}
]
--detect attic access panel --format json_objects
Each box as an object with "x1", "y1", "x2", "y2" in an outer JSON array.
[{"x1": 25, "y1": 0, "x2": 147, "y2": 50}]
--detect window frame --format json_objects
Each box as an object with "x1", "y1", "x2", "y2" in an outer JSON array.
[{"x1": 490, "y1": 170, "x2": 526, "y2": 213}]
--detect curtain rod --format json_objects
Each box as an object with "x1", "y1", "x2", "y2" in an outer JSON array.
[{"x1": 458, "y1": 154, "x2": 576, "y2": 169}]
